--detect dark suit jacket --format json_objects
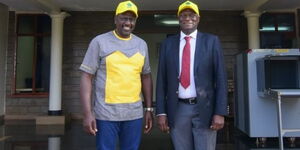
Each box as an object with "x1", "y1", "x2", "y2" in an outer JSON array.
[{"x1": 156, "y1": 32, "x2": 228, "y2": 128}]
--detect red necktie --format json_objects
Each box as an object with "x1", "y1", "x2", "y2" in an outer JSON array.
[{"x1": 180, "y1": 36, "x2": 191, "y2": 89}]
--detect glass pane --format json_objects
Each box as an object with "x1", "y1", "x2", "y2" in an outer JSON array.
[
  {"x1": 260, "y1": 32, "x2": 295, "y2": 48},
  {"x1": 259, "y1": 14, "x2": 275, "y2": 31},
  {"x1": 37, "y1": 15, "x2": 51, "y2": 34},
  {"x1": 18, "y1": 16, "x2": 34, "y2": 34},
  {"x1": 16, "y1": 36, "x2": 34, "y2": 92},
  {"x1": 277, "y1": 14, "x2": 295, "y2": 32},
  {"x1": 35, "y1": 37, "x2": 51, "y2": 92}
]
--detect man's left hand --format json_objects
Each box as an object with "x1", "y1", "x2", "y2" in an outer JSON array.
[
  {"x1": 144, "y1": 111, "x2": 153, "y2": 134},
  {"x1": 210, "y1": 115, "x2": 224, "y2": 131}
]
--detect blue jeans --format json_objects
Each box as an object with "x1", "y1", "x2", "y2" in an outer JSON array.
[{"x1": 96, "y1": 118, "x2": 143, "y2": 150}]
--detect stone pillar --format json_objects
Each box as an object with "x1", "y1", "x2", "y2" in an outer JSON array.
[
  {"x1": 48, "y1": 137, "x2": 61, "y2": 150},
  {"x1": 244, "y1": 11, "x2": 261, "y2": 49},
  {"x1": 0, "y1": 3, "x2": 8, "y2": 118},
  {"x1": 48, "y1": 12, "x2": 69, "y2": 115}
]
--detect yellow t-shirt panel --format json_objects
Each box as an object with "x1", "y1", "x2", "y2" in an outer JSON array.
[{"x1": 105, "y1": 51, "x2": 145, "y2": 104}]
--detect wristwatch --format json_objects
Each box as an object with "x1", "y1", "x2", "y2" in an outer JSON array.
[{"x1": 144, "y1": 107, "x2": 154, "y2": 112}]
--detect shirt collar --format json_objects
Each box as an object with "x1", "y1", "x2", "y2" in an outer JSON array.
[
  {"x1": 113, "y1": 30, "x2": 132, "y2": 41},
  {"x1": 180, "y1": 30, "x2": 198, "y2": 40}
]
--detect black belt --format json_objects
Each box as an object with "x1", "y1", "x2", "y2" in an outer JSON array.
[{"x1": 178, "y1": 98, "x2": 197, "y2": 104}]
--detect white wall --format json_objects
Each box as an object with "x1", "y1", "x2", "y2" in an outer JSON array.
[
  {"x1": 138, "y1": 33, "x2": 167, "y2": 102},
  {"x1": 0, "y1": 3, "x2": 8, "y2": 116}
]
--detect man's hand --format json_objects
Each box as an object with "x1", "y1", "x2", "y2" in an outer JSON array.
[
  {"x1": 80, "y1": 72, "x2": 97, "y2": 136},
  {"x1": 144, "y1": 111, "x2": 153, "y2": 134},
  {"x1": 141, "y1": 73, "x2": 153, "y2": 134},
  {"x1": 210, "y1": 115, "x2": 224, "y2": 131},
  {"x1": 157, "y1": 115, "x2": 170, "y2": 133},
  {"x1": 83, "y1": 113, "x2": 97, "y2": 136}
]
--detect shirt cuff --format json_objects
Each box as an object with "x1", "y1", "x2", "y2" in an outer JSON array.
[{"x1": 156, "y1": 113, "x2": 167, "y2": 116}]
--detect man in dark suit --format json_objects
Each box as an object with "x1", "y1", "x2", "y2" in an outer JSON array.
[{"x1": 156, "y1": 1, "x2": 228, "y2": 150}]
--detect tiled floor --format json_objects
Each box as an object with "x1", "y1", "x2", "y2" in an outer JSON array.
[{"x1": 0, "y1": 119, "x2": 300, "y2": 150}]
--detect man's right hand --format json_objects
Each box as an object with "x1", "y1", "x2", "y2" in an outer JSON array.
[
  {"x1": 157, "y1": 115, "x2": 170, "y2": 133},
  {"x1": 83, "y1": 114, "x2": 97, "y2": 136}
]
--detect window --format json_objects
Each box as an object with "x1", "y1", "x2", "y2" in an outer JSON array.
[
  {"x1": 14, "y1": 14, "x2": 51, "y2": 95},
  {"x1": 260, "y1": 13, "x2": 296, "y2": 48}
]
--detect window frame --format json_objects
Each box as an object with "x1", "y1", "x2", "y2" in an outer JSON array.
[
  {"x1": 259, "y1": 12, "x2": 296, "y2": 48},
  {"x1": 11, "y1": 14, "x2": 51, "y2": 97}
]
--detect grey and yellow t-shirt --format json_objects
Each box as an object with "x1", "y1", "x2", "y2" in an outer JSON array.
[{"x1": 80, "y1": 31, "x2": 151, "y2": 121}]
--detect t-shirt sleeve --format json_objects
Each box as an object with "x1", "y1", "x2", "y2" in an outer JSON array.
[
  {"x1": 79, "y1": 38, "x2": 100, "y2": 75},
  {"x1": 142, "y1": 41, "x2": 151, "y2": 74}
]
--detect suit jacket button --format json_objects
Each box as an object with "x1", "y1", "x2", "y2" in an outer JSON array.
[{"x1": 176, "y1": 91, "x2": 179, "y2": 94}]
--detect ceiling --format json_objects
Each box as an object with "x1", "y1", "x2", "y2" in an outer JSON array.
[{"x1": 0, "y1": 0, "x2": 300, "y2": 13}]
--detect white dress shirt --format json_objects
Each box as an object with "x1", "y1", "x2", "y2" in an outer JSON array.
[{"x1": 178, "y1": 30, "x2": 197, "y2": 99}]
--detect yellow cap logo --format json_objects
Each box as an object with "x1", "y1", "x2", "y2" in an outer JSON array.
[
  {"x1": 116, "y1": 1, "x2": 138, "y2": 17},
  {"x1": 178, "y1": 1, "x2": 200, "y2": 16}
]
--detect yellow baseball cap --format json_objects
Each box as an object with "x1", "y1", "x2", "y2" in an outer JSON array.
[
  {"x1": 177, "y1": 1, "x2": 200, "y2": 16},
  {"x1": 115, "y1": 1, "x2": 138, "y2": 17}
]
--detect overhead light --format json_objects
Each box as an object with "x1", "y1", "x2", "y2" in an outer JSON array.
[
  {"x1": 259, "y1": 26, "x2": 292, "y2": 31},
  {"x1": 154, "y1": 14, "x2": 179, "y2": 26},
  {"x1": 161, "y1": 20, "x2": 179, "y2": 25},
  {"x1": 259, "y1": 27, "x2": 275, "y2": 31},
  {"x1": 278, "y1": 27, "x2": 291, "y2": 31}
]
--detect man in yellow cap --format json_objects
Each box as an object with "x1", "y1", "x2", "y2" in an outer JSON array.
[
  {"x1": 80, "y1": 1, "x2": 153, "y2": 150},
  {"x1": 156, "y1": 1, "x2": 228, "y2": 150}
]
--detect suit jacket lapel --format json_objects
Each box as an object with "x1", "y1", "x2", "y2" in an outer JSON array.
[
  {"x1": 173, "y1": 34, "x2": 180, "y2": 76},
  {"x1": 194, "y1": 32, "x2": 203, "y2": 73}
]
